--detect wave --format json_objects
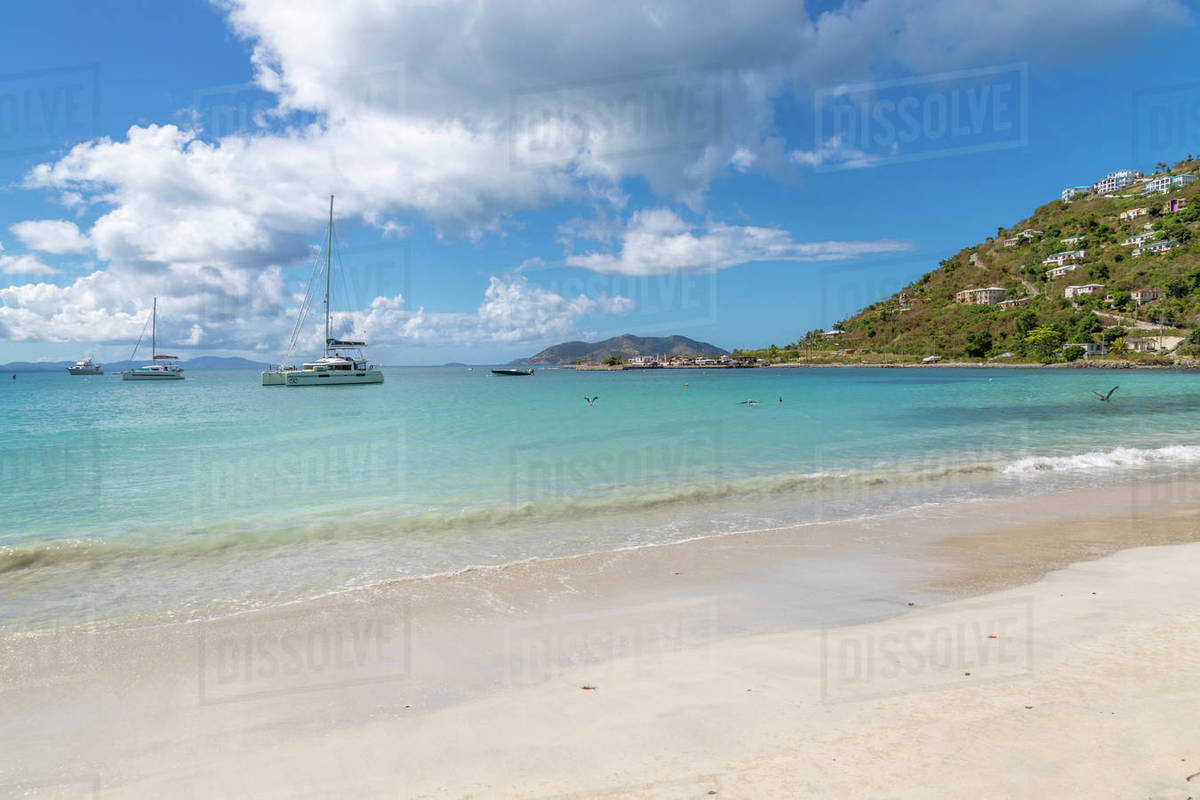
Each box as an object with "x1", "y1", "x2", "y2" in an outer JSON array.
[{"x1": 1001, "y1": 444, "x2": 1200, "y2": 475}]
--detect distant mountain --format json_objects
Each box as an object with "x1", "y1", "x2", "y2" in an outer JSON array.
[
  {"x1": 516, "y1": 334, "x2": 728, "y2": 365},
  {"x1": 442, "y1": 362, "x2": 468, "y2": 367},
  {"x1": 1, "y1": 356, "x2": 265, "y2": 372}
]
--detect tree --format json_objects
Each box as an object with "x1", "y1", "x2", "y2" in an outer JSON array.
[
  {"x1": 1015, "y1": 309, "x2": 1039, "y2": 338},
  {"x1": 603, "y1": 355, "x2": 623, "y2": 366},
  {"x1": 963, "y1": 331, "x2": 993, "y2": 359},
  {"x1": 1103, "y1": 326, "x2": 1128, "y2": 345},
  {"x1": 1025, "y1": 326, "x2": 1064, "y2": 362},
  {"x1": 1063, "y1": 345, "x2": 1085, "y2": 362},
  {"x1": 1111, "y1": 290, "x2": 1133, "y2": 311}
]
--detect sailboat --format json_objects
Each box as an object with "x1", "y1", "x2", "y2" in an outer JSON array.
[
  {"x1": 262, "y1": 196, "x2": 383, "y2": 387},
  {"x1": 121, "y1": 298, "x2": 184, "y2": 381}
]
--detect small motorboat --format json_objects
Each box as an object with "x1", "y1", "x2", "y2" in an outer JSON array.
[{"x1": 491, "y1": 368, "x2": 535, "y2": 376}]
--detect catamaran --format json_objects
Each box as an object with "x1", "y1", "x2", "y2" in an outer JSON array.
[
  {"x1": 122, "y1": 298, "x2": 184, "y2": 381},
  {"x1": 262, "y1": 196, "x2": 383, "y2": 387},
  {"x1": 67, "y1": 356, "x2": 103, "y2": 375}
]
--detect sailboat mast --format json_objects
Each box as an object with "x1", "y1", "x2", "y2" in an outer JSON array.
[
  {"x1": 151, "y1": 296, "x2": 157, "y2": 359},
  {"x1": 325, "y1": 195, "x2": 333, "y2": 358}
]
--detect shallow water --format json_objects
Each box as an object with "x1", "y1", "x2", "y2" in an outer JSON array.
[{"x1": 3, "y1": 365, "x2": 1200, "y2": 629}]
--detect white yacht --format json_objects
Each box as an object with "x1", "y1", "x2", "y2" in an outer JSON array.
[
  {"x1": 67, "y1": 357, "x2": 103, "y2": 375},
  {"x1": 263, "y1": 196, "x2": 383, "y2": 387},
  {"x1": 122, "y1": 298, "x2": 184, "y2": 381}
]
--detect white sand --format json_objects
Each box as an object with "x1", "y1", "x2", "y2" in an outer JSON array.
[{"x1": 2, "y1": 490, "x2": 1199, "y2": 798}]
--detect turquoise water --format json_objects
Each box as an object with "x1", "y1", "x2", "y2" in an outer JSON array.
[{"x1": 3, "y1": 366, "x2": 1200, "y2": 629}]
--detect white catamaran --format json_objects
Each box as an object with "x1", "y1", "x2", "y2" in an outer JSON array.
[
  {"x1": 262, "y1": 196, "x2": 383, "y2": 387},
  {"x1": 122, "y1": 298, "x2": 184, "y2": 381}
]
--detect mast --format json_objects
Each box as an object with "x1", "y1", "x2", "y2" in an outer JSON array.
[
  {"x1": 151, "y1": 296, "x2": 157, "y2": 359},
  {"x1": 324, "y1": 195, "x2": 333, "y2": 358}
]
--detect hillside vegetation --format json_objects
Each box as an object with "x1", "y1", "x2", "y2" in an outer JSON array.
[{"x1": 740, "y1": 155, "x2": 1200, "y2": 364}]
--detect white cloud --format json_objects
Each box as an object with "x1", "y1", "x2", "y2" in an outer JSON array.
[
  {"x1": 0, "y1": 241, "x2": 58, "y2": 275},
  {"x1": 10, "y1": 220, "x2": 91, "y2": 254},
  {"x1": 563, "y1": 208, "x2": 912, "y2": 275}
]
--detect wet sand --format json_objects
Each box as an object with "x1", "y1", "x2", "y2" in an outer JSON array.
[{"x1": 2, "y1": 477, "x2": 1199, "y2": 797}]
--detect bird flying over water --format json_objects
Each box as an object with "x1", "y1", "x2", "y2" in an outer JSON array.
[
  {"x1": 1092, "y1": 386, "x2": 1119, "y2": 402},
  {"x1": 738, "y1": 399, "x2": 759, "y2": 405},
  {"x1": 584, "y1": 395, "x2": 598, "y2": 406}
]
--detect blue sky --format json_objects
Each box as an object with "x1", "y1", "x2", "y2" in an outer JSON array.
[{"x1": 0, "y1": 0, "x2": 1197, "y2": 365}]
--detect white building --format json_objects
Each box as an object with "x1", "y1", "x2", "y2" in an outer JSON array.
[
  {"x1": 954, "y1": 287, "x2": 1007, "y2": 305},
  {"x1": 1122, "y1": 232, "x2": 1157, "y2": 247},
  {"x1": 821, "y1": 329, "x2": 844, "y2": 338},
  {"x1": 1000, "y1": 229, "x2": 1042, "y2": 248},
  {"x1": 1093, "y1": 170, "x2": 1143, "y2": 194},
  {"x1": 1131, "y1": 289, "x2": 1160, "y2": 305},
  {"x1": 1126, "y1": 337, "x2": 1161, "y2": 353},
  {"x1": 1142, "y1": 174, "x2": 1197, "y2": 194},
  {"x1": 1065, "y1": 283, "x2": 1104, "y2": 299},
  {"x1": 1067, "y1": 342, "x2": 1108, "y2": 357},
  {"x1": 1119, "y1": 207, "x2": 1148, "y2": 221},
  {"x1": 1132, "y1": 240, "x2": 1180, "y2": 257},
  {"x1": 1061, "y1": 186, "x2": 1091, "y2": 202},
  {"x1": 1045, "y1": 263, "x2": 1082, "y2": 279},
  {"x1": 1043, "y1": 249, "x2": 1087, "y2": 267},
  {"x1": 1061, "y1": 235, "x2": 1086, "y2": 246}
]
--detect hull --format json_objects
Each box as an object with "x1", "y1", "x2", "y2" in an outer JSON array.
[
  {"x1": 278, "y1": 369, "x2": 383, "y2": 386},
  {"x1": 262, "y1": 371, "x2": 286, "y2": 386},
  {"x1": 491, "y1": 369, "x2": 534, "y2": 376},
  {"x1": 122, "y1": 371, "x2": 184, "y2": 381},
  {"x1": 67, "y1": 368, "x2": 103, "y2": 375}
]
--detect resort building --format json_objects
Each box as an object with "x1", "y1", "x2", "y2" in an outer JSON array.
[
  {"x1": 1119, "y1": 207, "x2": 1148, "y2": 221},
  {"x1": 1067, "y1": 342, "x2": 1108, "y2": 357},
  {"x1": 1061, "y1": 235, "x2": 1086, "y2": 246},
  {"x1": 998, "y1": 297, "x2": 1032, "y2": 309},
  {"x1": 1043, "y1": 249, "x2": 1086, "y2": 267},
  {"x1": 1143, "y1": 174, "x2": 1197, "y2": 194},
  {"x1": 954, "y1": 287, "x2": 1007, "y2": 305},
  {"x1": 1061, "y1": 186, "x2": 1091, "y2": 202},
  {"x1": 1164, "y1": 197, "x2": 1189, "y2": 214},
  {"x1": 1045, "y1": 263, "x2": 1082, "y2": 279},
  {"x1": 1131, "y1": 289, "x2": 1160, "y2": 305},
  {"x1": 1126, "y1": 337, "x2": 1162, "y2": 353},
  {"x1": 1065, "y1": 283, "x2": 1104, "y2": 299},
  {"x1": 1093, "y1": 170, "x2": 1143, "y2": 194},
  {"x1": 1132, "y1": 240, "x2": 1180, "y2": 257},
  {"x1": 1123, "y1": 232, "x2": 1157, "y2": 247}
]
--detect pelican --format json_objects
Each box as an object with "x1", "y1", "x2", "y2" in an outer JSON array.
[
  {"x1": 584, "y1": 395, "x2": 598, "y2": 406},
  {"x1": 1092, "y1": 386, "x2": 1119, "y2": 402}
]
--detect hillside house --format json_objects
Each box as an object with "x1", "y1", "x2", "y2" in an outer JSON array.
[
  {"x1": 1043, "y1": 249, "x2": 1086, "y2": 267},
  {"x1": 1045, "y1": 263, "x2": 1082, "y2": 279},
  {"x1": 1001, "y1": 229, "x2": 1042, "y2": 248},
  {"x1": 821, "y1": 329, "x2": 844, "y2": 338},
  {"x1": 998, "y1": 297, "x2": 1032, "y2": 309},
  {"x1": 1143, "y1": 174, "x2": 1197, "y2": 194},
  {"x1": 954, "y1": 287, "x2": 1007, "y2": 305},
  {"x1": 1094, "y1": 170, "x2": 1143, "y2": 194},
  {"x1": 1131, "y1": 289, "x2": 1160, "y2": 305},
  {"x1": 1164, "y1": 197, "x2": 1190, "y2": 214},
  {"x1": 1132, "y1": 240, "x2": 1180, "y2": 257},
  {"x1": 1061, "y1": 186, "x2": 1091, "y2": 202},
  {"x1": 1065, "y1": 283, "x2": 1104, "y2": 299},
  {"x1": 1061, "y1": 235, "x2": 1086, "y2": 246},
  {"x1": 1123, "y1": 232, "x2": 1157, "y2": 247},
  {"x1": 1119, "y1": 207, "x2": 1148, "y2": 221}
]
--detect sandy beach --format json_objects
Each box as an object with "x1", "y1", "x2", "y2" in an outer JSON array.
[{"x1": 2, "y1": 476, "x2": 1199, "y2": 798}]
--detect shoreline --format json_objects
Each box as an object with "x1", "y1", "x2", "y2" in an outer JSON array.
[{"x1": 3, "y1": 476, "x2": 1200, "y2": 796}]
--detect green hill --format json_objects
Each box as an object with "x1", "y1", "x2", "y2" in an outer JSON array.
[{"x1": 741, "y1": 155, "x2": 1200, "y2": 364}]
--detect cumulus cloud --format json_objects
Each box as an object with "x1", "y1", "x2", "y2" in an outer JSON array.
[
  {"x1": 10, "y1": 220, "x2": 92, "y2": 255},
  {"x1": 563, "y1": 208, "x2": 912, "y2": 275}
]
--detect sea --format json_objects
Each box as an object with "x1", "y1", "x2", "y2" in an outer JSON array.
[{"x1": 3, "y1": 365, "x2": 1200, "y2": 631}]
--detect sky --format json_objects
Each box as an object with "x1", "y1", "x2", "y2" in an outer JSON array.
[{"x1": 0, "y1": 0, "x2": 1197, "y2": 365}]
